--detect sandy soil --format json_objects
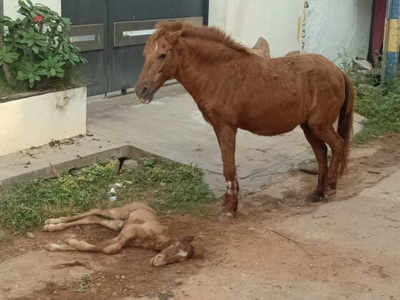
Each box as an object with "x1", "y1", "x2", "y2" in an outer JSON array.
[{"x1": 1, "y1": 134, "x2": 400, "y2": 300}]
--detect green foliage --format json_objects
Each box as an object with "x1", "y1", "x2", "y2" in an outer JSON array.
[
  {"x1": 0, "y1": 0, "x2": 86, "y2": 89},
  {"x1": 0, "y1": 46, "x2": 19, "y2": 64},
  {"x1": 131, "y1": 158, "x2": 216, "y2": 212},
  {"x1": 0, "y1": 158, "x2": 215, "y2": 234},
  {"x1": 350, "y1": 72, "x2": 400, "y2": 143}
]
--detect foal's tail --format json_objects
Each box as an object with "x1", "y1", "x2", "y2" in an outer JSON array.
[{"x1": 337, "y1": 73, "x2": 355, "y2": 176}]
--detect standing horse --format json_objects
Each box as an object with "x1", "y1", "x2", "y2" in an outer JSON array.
[{"x1": 136, "y1": 22, "x2": 354, "y2": 216}]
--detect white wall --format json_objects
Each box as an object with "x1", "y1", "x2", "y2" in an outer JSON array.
[
  {"x1": 209, "y1": 0, "x2": 373, "y2": 63},
  {"x1": 209, "y1": 0, "x2": 305, "y2": 57},
  {"x1": 303, "y1": 0, "x2": 374, "y2": 64},
  {"x1": 4, "y1": 0, "x2": 61, "y2": 19},
  {"x1": 0, "y1": 87, "x2": 87, "y2": 157}
]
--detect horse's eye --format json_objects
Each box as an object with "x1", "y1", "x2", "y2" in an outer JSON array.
[{"x1": 159, "y1": 53, "x2": 167, "y2": 60}]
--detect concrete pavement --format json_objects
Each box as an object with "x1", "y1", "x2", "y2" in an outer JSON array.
[{"x1": 0, "y1": 84, "x2": 364, "y2": 195}]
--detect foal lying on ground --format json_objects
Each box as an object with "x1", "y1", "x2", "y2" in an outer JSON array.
[{"x1": 43, "y1": 202, "x2": 194, "y2": 266}]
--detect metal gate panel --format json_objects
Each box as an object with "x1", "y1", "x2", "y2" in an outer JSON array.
[
  {"x1": 107, "y1": 0, "x2": 205, "y2": 93},
  {"x1": 62, "y1": 0, "x2": 208, "y2": 96},
  {"x1": 62, "y1": 0, "x2": 108, "y2": 96},
  {"x1": 114, "y1": 17, "x2": 204, "y2": 48},
  {"x1": 70, "y1": 24, "x2": 104, "y2": 52}
]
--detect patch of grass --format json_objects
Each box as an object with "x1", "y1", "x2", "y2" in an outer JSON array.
[
  {"x1": 0, "y1": 158, "x2": 216, "y2": 234},
  {"x1": 349, "y1": 72, "x2": 400, "y2": 143},
  {"x1": 0, "y1": 230, "x2": 11, "y2": 243},
  {"x1": 76, "y1": 274, "x2": 92, "y2": 293}
]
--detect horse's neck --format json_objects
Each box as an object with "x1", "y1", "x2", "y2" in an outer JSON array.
[{"x1": 175, "y1": 39, "x2": 243, "y2": 103}]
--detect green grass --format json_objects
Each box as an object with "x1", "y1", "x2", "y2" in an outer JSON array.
[
  {"x1": 0, "y1": 158, "x2": 216, "y2": 234},
  {"x1": 350, "y1": 72, "x2": 400, "y2": 143}
]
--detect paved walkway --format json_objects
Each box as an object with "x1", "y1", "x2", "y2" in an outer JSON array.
[{"x1": 0, "y1": 84, "x2": 364, "y2": 195}]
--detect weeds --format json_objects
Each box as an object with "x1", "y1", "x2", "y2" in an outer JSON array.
[
  {"x1": 0, "y1": 230, "x2": 10, "y2": 243},
  {"x1": 0, "y1": 158, "x2": 215, "y2": 234},
  {"x1": 76, "y1": 274, "x2": 92, "y2": 293},
  {"x1": 350, "y1": 72, "x2": 400, "y2": 143}
]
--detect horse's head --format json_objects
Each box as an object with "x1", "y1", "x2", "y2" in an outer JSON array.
[
  {"x1": 150, "y1": 236, "x2": 194, "y2": 267},
  {"x1": 136, "y1": 23, "x2": 183, "y2": 104}
]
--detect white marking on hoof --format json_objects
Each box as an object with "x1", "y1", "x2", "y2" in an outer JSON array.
[
  {"x1": 226, "y1": 181, "x2": 233, "y2": 196},
  {"x1": 177, "y1": 250, "x2": 188, "y2": 257},
  {"x1": 224, "y1": 212, "x2": 234, "y2": 218}
]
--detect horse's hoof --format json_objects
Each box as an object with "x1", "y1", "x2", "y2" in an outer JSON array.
[
  {"x1": 218, "y1": 213, "x2": 234, "y2": 222},
  {"x1": 325, "y1": 188, "x2": 337, "y2": 198},
  {"x1": 305, "y1": 192, "x2": 324, "y2": 203},
  {"x1": 218, "y1": 208, "x2": 236, "y2": 221}
]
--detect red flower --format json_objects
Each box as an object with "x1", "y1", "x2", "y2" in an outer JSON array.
[{"x1": 33, "y1": 15, "x2": 43, "y2": 23}]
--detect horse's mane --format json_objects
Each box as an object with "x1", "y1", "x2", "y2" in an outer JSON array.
[{"x1": 149, "y1": 21, "x2": 251, "y2": 55}]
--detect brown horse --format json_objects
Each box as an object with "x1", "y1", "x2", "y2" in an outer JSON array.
[{"x1": 136, "y1": 22, "x2": 355, "y2": 216}]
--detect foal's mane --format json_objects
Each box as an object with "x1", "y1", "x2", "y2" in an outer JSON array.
[{"x1": 149, "y1": 21, "x2": 251, "y2": 56}]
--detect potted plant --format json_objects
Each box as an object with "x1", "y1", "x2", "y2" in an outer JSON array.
[{"x1": 0, "y1": 0, "x2": 88, "y2": 157}]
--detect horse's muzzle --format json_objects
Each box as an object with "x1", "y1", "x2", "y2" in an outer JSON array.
[{"x1": 135, "y1": 84, "x2": 154, "y2": 104}]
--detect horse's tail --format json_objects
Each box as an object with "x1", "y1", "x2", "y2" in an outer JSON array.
[{"x1": 337, "y1": 73, "x2": 355, "y2": 176}]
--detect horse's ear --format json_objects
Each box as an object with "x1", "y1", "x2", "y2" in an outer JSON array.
[{"x1": 165, "y1": 30, "x2": 182, "y2": 46}]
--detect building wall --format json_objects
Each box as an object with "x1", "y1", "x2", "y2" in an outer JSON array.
[
  {"x1": 303, "y1": 0, "x2": 374, "y2": 64},
  {"x1": 4, "y1": 0, "x2": 61, "y2": 19},
  {"x1": 209, "y1": 0, "x2": 374, "y2": 63},
  {"x1": 209, "y1": 0, "x2": 304, "y2": 57},
  {"x1": 0, "y1": 87, "x2": 87, "y2": 157}
]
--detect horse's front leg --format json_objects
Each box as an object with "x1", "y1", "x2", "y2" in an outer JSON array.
[{"x1": 213, "y1": 125, "x2": 239, "y2": 216}]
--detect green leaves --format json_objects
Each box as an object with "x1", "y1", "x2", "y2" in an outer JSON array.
[
  {"x1": 0, "y1": 46, "x2": 20, "y2": 65},
  {"x1": 18, "y1": 27, "x2": 48, "y2": 48},
  {"x1": 40, "y1": 56, "x2": 65, "y2": 79},
  {"x1": 16, "y1": 62, "x2": 43, "y2": 88},
  {"x1": 1, "y1": 0, "x2": 86, "y2": 89}
]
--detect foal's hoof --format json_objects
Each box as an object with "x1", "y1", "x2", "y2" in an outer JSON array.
[
  {"x1": 44, "y1": 243, "x2": 62, "y2": 251},
  {"x1": 305, "y1": 192, "x2": 324, "y2": 203},
  {"x1": 45, "y1": 218, "x2": 61, "y2": 225},
  {"x1": 43, "y1": 224, "x2": 57, "y2": 231}
]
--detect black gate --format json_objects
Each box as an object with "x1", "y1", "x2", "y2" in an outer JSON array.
[{"x1": 62, "y1": 0, "x2": 208, "y2": 96}]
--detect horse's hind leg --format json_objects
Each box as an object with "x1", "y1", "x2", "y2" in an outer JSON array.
[
  {"x1": 301, "y1": 124, "x2": 328, "y2": 202},
  {"x1": 307, "y1": 124, "x2": 345, "y2": 195}
]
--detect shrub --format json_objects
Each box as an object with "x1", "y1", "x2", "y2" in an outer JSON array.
[{"x1": 0, "y1": 0, "x2": 86, "y2": 90}]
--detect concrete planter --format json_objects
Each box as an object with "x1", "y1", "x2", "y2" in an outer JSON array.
[{"x1": 0, "y1": 86, "x2": 87, "y2": 157}]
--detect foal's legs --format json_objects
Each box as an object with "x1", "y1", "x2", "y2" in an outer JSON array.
[
  {"x1": 43, "y1": 216, "x2": 124, "y2": 232},
  {"x1": 45, "y1": 208, "x2": 124, "y2": 225},
  {"x1": 46, "y1": 224, "x2": 139, "y2": 254},
  {"x1": 301, "y1": 124, "x2": 328, "y2": 202},
  {"x1": 213, "y1": 125, "x2": 239, "y2": 215}
]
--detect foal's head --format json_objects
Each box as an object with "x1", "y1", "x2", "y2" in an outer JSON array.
[
  {"x1": 150, "y1": 236, "x2": 194, "y2": 266},
  {"x1": 135, "y1": 22, "x2": 183, "y2": 104}
]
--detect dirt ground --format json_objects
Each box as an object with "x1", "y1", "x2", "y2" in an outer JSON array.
[{"x1": 1, "y1": 134, "x2": 400, "y2": 300}]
